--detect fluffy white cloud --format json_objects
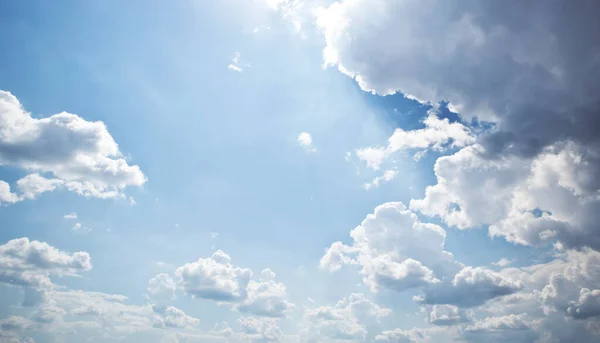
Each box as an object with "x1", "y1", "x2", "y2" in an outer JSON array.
[
  {"x1": 0, "y1": 90, "x2": 146, "y2": 202},
  {"x1": 297, "y1": 132, "x2": 316, "y2": 152},
  {"x1": 428, "y1": 305, "x2": 471, "y2": 326},
  {"x1": 321, "y1": 202, "x2": 460, "y2": 293},
  {"x1": 356, "y1": 112, "x2": 474, "y2": 170},
  {"x1": 152, "y1": 305, "x2": 200, "y2": 329},
  {"x1": 301, "y1": 293, "x2": 390, "y2": 342},
  {"x1": 239, "y1": 316, "x2": 283, "y2": 343},
  {"x1": 374, "y1": 328, "x2": 426, "y2": 343},
  {"x1": 237, "y1": 270, "x2": 295, "y2": 318},
  {"x1": 175, "y1": 250, "x2": 252, "y2": 302},
  {"x1": 147, "y1": 273, "x2": 177, "y2": 302},
  {"x1": 0, "y1": 237, "x2": 91, "y2": 289},
  {"x1": 174, "y1": 252, "x2": 294, "y2": 318},
  {"x1": 460, "y1": 314, "x2": 536, "y2": 343},
  {"x1": 410, "y1": 142, "x2": 600, "y2": 252},
  {"x1": 418, "y1": 267, "x2": 523, "y2": 308}
]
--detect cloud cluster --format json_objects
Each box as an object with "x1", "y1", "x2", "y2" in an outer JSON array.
[
  {"x1": 0, "y1": 237, "x2": 91, "y2": 290},
  {"x1": 356, "y1": 112, "x2": 474, "y2": 170},
  {"x1": 0, "y1": 90, "x2": 146, "y2": 204},
  {"x1": 300, "y1": 293, "x2": 390, "y2": 342},
  {"x1": 168, "y1": 251, "x2": 295, "y2": 318}
]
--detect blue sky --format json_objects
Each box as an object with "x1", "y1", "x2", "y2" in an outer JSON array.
[{"x1": 1, "y1": 1, "x2": 600, "y2": 343}]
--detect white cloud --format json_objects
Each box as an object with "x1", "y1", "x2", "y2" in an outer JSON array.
[
  {"x1": 0, "y1": 180, "x2": 20, "y2": 205},
  {"x1": 374, "y1": 328, "x2": 426, "y2": 343},
  {"x1": 428, "y1": 305, "x2": 471, "y2": 326},
  {"x1": 147, "y1": 273, "x2": 177, "y2": 303},
  {"x1": 152, "y1": 305, "x2": 200, "y2": 329},
  {"x1": 297, "y1": 132, "x2": 316, "y2": 152},
  {"x1": 174, "y1": 251, "x2": 294, "y2": 318},
  {"x1": 301, "y1": 293, "x2": 390, "y2": 342},
  {"x1": 175, "y1": 250, "x2": 252, "y2": 302},
  {"x1": 237, "y1": 270, "x2": 295, "y2": 318},
  {"x1": 364, "y1": 169, "x2": 397, "y2": 190},
  {"x1": 418, "y1": 267, "x2": 523, "y2": 308},
  {"x1": 71, "y1": 222, "x2": 91, "y2": 233},
  {"x1": 228, "y1": 52, "x2": 248, "y2": 73},
  {"x1": 566, "y1": 288, "x2": 600, "y2": 320},
  {"x1": 239, "y1": 316, "x2": 283, "y2": 343},
  {"x1": 0, "y1": 90, "x2": 146, "y2": 202},
  {"x1": 356, "y1": 112, "x2": 474, "y2": 170},
  {"x1": 320, "y1": 202, "x2": 460, "y2": 293},
  {"x1": 492, "y1": 258, "x2": 514, "y2": 268},
  {"x1": 0, "y1": 237, "x2": 91, "y2": 289},
  {"x1": 63, "y1": 212, "x2": 78, "y2": 220},
  {"x1": 460, "y1": 314, "x2": 536, "y2": 343}
]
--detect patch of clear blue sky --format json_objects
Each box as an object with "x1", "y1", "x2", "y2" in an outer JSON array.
[{"x1": 0, "y1": 0, "x2": 540, "y2": 331}]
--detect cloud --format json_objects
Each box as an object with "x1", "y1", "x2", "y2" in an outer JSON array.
[
  {"x1": 147, "y1": 273, "x2": 177, "y2": 303},
  {"x1": 312, "y1": 0, "x2": 600, "y2": 253},
  {"x1": 492, "y1": 258, "x2": 514, "y2": 268},
  {"x1": 228, "y1": 52, "x2": 247, "y2": 73},
  {"x1": 409, "y1": 142, "x2": 600, "y2": 251},
  {"x1": 567, "y1": 288, "x2": 600, "y2": 320},
  {"x1": 297, "y1": 132, "x2": 316, "y2": 152},
  {"x1": 237, "y1": 269, "x2": 295, "y2": 318},
  {"x1": 427, "y1": 305, "x2": 471, "y2": 326},
  {"x1": 0, "y1": 90, "x2": 146, "y2": 202},
  {"x1": 374, "y1": 328, "x2": 426, "y2": 343},
  {"x1": 356, "y1": 112, "x2": 474, "y2": 170},
  {"x1": 71, "y1": 222, "x2": 91, "y2": 233},
  {"x1": 459, "y1": 314, "x2": 537, "y2": 343},
  {"x1": 63, "y1": 212, "x2": 77, "y2": 220},
  {"x1": 174, "y1": 252, "x2": 294, "y2": 318},
  {"x1": 175, "y1": 250, "x2": 252, "y2": 302},
  {"x1": 238, "y1": 316, "x2": 283, "y2": 343},
  {"x1": 320, "y1": 202, "x2": 460, "y2": 293},
  {"x1": 301, "y1": 293, "x2": 390, "y2": 342},
  {"x1": 418, "y1": 267, "x2": 523, "y2": 308},
  {"x1": 152, "y1": 305, "x2": 200, "y2": 329},
  {"x1": 363, "y1": 169, "x2": 397, "y2": 190},
  {"x1": 0, "y1": 237, "x2": 91, "y2": 289},
  {"x1": 316, "y1": 0, "x2": 600, "y2": 158}
]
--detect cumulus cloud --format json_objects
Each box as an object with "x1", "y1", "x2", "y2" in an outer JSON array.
[
  {"x1": 238, "y1": 316, "x2": 282, "y2": 343},
  {"x1": 175, "y1": 250, "x2": 252, "y2": 302},
  {"x1": 237, "y1": 269, "x2": 295, "y2": 318},
  {"x1": 301, "y1": 293, "x2": 390, "y2": 342},
  {"x1": 297, "y1": 132, "x2": 316, "y2": 152},
  {"x1": 0, "y1": 90, "x2": 146, "y2": 202},
  {"x1": 152, "y1": 305, "x2": 200, "y2": 329},
  {"x1": 356, "y1": 112, "x2": 474, "y2": 170},
  {"x1": 0, "y1": 237, "x2": 91, "y2": 289},
  {"x1": 460, "y1": 314, "x2": 536, "y2": 343},
  {"x1": 427, "y1": 305, "x2": 471, "y2": 326},
  {"x1": 147, "y1": 273, "x2": 177, "y2": 303},
  {"x1": 567, "y1": 288, "x2": 600, "y2": 320},
  {"x1": 374, "y1": 328, "x2": 426, "y2": 343},
  {"x1": 173, "y1": 252, "x2": 294, "y2": 318},
  {"x1": 313, "y1": 0, "x2": 600, "y2": 253},
  {"x1": 418, "y1": 267, "x2": 523, "y2": 308},
  {"x1": 320, "y1": 202, "x2": 460, "y2": 293}
]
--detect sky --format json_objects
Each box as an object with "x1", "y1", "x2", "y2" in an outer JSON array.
[{"x1": 0, "y1": 1, "x2": 599, "y2": 342}]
